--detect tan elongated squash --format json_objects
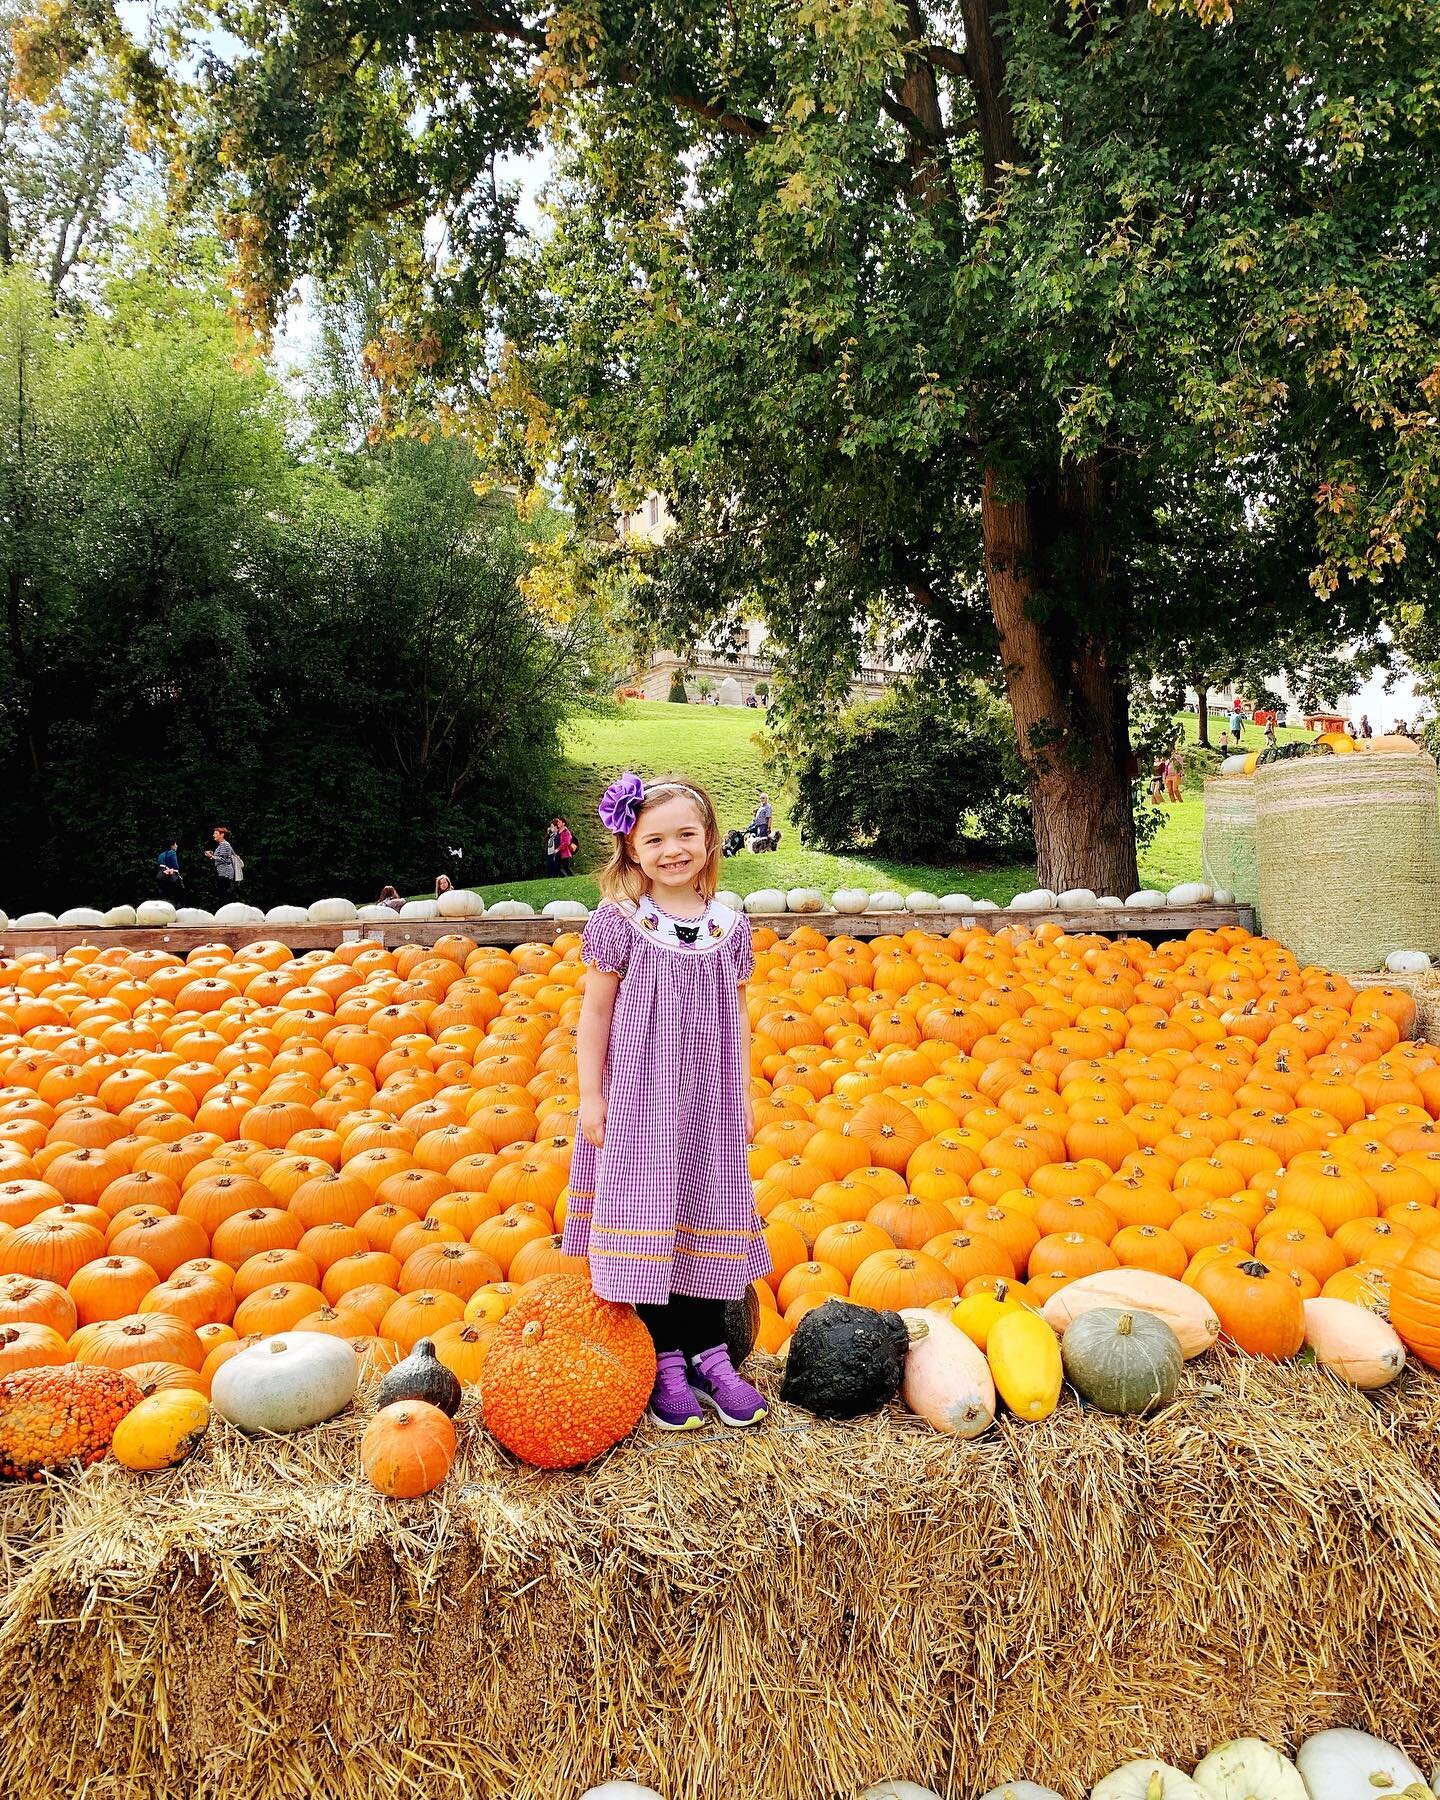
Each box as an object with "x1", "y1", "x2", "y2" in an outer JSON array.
[
  {"x1": 1302, "y1": 1297, "x2": 1406, "y2": 1389},
  {"x1": 986, "y1": 1309, "x2": 1062, "y2": 1423},
  {"x1": 900, "y1": 1309, "x2": 995, "y2": 1438},
  {"x1": 1041, "y1": 1269, "x2": 1220, "y2": 1359}
]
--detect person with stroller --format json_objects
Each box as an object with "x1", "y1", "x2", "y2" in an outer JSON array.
[{"x1": 747, "y1": 793, "x2": 781, "y2": 852}]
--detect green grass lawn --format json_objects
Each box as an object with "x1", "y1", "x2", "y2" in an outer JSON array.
[{"x1": 472, "y1": 699, "x2": 1291, "y2": 908}]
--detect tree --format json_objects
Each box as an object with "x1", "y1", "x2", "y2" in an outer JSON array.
[
  {"x1": 0, "y1": 6, "x2": 148, "y2": 294},
  {"x1": 0, "y1": 266, "x2": 591, "y2": 910},
  {"x1": 27, "y1": 0, "x2": 1440, "y2": 890}
]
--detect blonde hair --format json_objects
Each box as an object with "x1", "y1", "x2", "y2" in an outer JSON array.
[{"x1": 598, "y1": 774, "x2": 722, "y2": 905}]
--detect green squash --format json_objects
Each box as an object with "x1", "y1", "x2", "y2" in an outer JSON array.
[{"x1": 1060, "y1": 1307, "x2": 1181, "y2": 1416}]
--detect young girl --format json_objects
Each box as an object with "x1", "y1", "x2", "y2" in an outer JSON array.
[{"x1": 561, "y1": 770, "x2": 771, "y2": 1430}]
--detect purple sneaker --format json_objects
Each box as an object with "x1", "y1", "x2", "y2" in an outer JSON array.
[
  {"x1": 647, "y1": 1350, "x2": 704, "y2": 1431},
  {"x1": 690, "y1": 1344, "x2": 768, "y2": 1427}
]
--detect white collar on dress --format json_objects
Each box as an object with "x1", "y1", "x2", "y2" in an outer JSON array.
[{"x1": 616, "y1": 895, "x2": 740, "y2": 952}]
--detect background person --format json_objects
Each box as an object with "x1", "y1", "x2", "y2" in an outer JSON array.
[
  {"x1": 544, "y1": 818, "x2": 561, "y2": 874},
  {"x1": 204, "y1": 827, "x2": 239, "y2": 906},
  {"x1": 157, "y1": 841, "x2": 184, "y2": 898},
  {"x1": 378, "y1": 884, "x2": 404, "y2": 912},
  {"x1": 435, "y1": 874, "x2": 453, "y2": 898},
  {"x1": 556, "y1": 816, "x2": 576, "y2": 876}
]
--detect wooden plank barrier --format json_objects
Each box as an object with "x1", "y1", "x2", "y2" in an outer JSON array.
[{"x1": 0, "y1": 904, "x2": 1258, "y2": 958}]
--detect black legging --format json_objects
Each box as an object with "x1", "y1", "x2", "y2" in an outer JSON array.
[{"x1": 637, "y1": 1296, "x2": 727, "y2": 1358}]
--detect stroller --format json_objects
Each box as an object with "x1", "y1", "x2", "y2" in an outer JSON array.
[{"x1": 723, "y1": 822, "x2": 783, "y2": 856}]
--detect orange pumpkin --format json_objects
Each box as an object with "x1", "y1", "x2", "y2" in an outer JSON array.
[
  {"x1": 361, "y1": 1400, "x2": 457, "y2": 1496},
  {"x1": 1193, "y1": 1257, "x2": 1305, "y2": 1359},
  {"x1": 848, "y1": 1248, "x2": 957, "y2": 1310}
]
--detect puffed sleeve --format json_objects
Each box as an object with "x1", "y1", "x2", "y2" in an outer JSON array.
[
  {"x1": 581, "y1": 902, "x2": 631, "y2": 975},
  {"x1": 730, "y1": 910, "x2": 755, "y2": 983}
]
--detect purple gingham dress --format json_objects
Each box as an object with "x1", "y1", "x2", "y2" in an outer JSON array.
[{"x1": 562, "y1": 897, "x2": 771, "y2": 1305}]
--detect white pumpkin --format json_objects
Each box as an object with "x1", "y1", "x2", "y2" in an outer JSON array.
[
  {"x1": 543, "y1": 899, "x2": 589, "y2": 919},
  {"x1": 400, "y1": 899, "x2": 439, "y2": 919},
  {"x1": 938, "y1": 893, "x2": 974, "y2": 911},
  {"x1": 486, "y1": 899, "x2": 535, "y2": 918},
  {"x1": 978, "y1": 1785, "x2": 1066, "y2": 1800},
  {"x1": 970, "y1": 898, "x2": 999, "y2": 912},
  {"x1": 1095, "y1": 895, "x2": 1124, "y2": 909},
  {"x1": 1008, "y1": 888, "x2": 1057, "y2": 912},
  {"x1": 354, "y1": 905, "x2": 393, "y2": 923},
  {"x1": 579, "y1": 1784, "x2": 667, "y2": 1799},
  {"x1": 714, "y1": 889, "x2": 744, "y2": 912},
  {"x1": 900, "y1": 1309, "x2": 995, "y2": 1438},
  {"x1": 308, "y1": 896, "x2": 359, "y2": 924},
  {"x1": 1296, "y1": 1731, "x2": 1430, "y2": 1800},
  {"x1": 867, "y1": 889, "x2": 906, "y2": 912},
  {"x1": 1219, "y1": 753, "x2": 1249, "y2": 773},
  {"x1": 1125, "y1": 890, "x2": 1167, "y2": 908},
  {"x1": 57, "y1": 907, "x2": 107, "y2": 928},
  {"x1": 1192, "y1": 1739, "x2": 1307, "y2": 1800},
  {"x1": 861, "y1": 1785, "x2": 943, "y2": 1800},
  {"x1": 1166, "y1": 881, "x2": 1214, "y2": 907},
  {"x1": 436, "y1": 886, "x2": 485, "y2": 919},
  {"x1": 0, "y1": 909, "x2": 9, "y2": 930},
  {"x1": 787, "y1": 888, "x2": 825, "y2": 913},
  {"x1": 214, "y1": 902, "x2": 265, "y2": 925},
  {"x1": 211, "y1": 1333, "x2": 359, "y2": 1434},
  {"x1": 15, "y1": 910, "x2": 58, "y2": 929},
  {"x1": 1057, "y1": 888, "x2": 1100, "y2": 910},
  {"x1": 1211, "y1": 888, "x2": 1236, "y2": 905},
  {"x1": 1386, "y1": 950, "x2": 1432, "y2": 974},
  {"x1": 265, "y1": 904, "x2": 311, "y2": 925},
  {"x1": 1091, "y1": 1760, "x2": 1208, "y2": 1800},
  {"x1": 904, "y1": 890, "x2": 942, "y2": 913},
  {"x1": 832, "y1": 887, "x2": 869, "y2": 913},
  {"x1": 135, "y1": 900, "x2": 177, "y2": 926},
  {"x1": 1302, "y1": 1298, "x2": 1406, "y2": 1389},
  {"x1": 174, "y1": 908, "x2": 216, "y2": 926},
  {"x1": 744, "y1": 889, "x2": 786, "y2": 914},
  {"x1": 103, "y1": 904, "x2": 137, "y2": 927}
]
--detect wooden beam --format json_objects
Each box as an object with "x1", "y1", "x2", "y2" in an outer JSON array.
[{"x1": 0, "y1": 905, "x2": 1258, "y2": 960}]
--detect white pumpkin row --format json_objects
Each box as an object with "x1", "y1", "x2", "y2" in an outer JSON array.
[
  {"x1": 849, "y1": 1731, "x2": 1434, "y2": 1800},
  {"x1": 0, "y1": 881, "x2": 1249, "y2": 935},
  {"x1": 0, "y1": 893, "x2": 591, "y2": 931}
]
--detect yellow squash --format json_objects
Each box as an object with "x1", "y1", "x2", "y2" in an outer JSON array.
[
  {"x1": 951, "y1": 1279, "x2": 1025, "y2": 1351},
  {"x1": 986, "y1": 1309, "x2": 1063, "y2": 1422},
  {"x1": 111, "y1": 1389, "x2": 211, "y2": 1472}
]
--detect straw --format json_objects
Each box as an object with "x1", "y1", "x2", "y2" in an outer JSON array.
[
  {"x1": 1201, "y1": 777, "x2": 1259, "y2": 905},
  {"x1": 1256, "y1": 753, "x2": 1440, "y2": 970},
  {"x1": 3, "y1": 1352, "x2": 1440, "y2": 1799}
]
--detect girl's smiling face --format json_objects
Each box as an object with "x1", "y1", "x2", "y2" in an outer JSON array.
[{"x1": 633, "y1": 793, "x2": 709, "y2": 894}]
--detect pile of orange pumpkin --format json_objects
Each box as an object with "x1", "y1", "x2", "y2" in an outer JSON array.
[{"x1": 0, "y1": 921, "x2": 1439, "y2": 1436}]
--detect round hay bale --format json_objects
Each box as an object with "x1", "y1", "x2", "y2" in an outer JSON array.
[
  {"x1": 1201, "y1": 776, "x2": 1259, "y2": 905},
  {"x1": 1255, "y1": 752, "x2": 1440, "y2": 970}
]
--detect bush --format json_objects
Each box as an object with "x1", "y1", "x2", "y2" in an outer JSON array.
[{"x1": 789, "y1": 682, "x2": 1033, "y2": 861}]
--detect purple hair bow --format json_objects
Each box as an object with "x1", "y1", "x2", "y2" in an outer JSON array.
[{"x1": 598, "y1": 770, "x2": 646, "y2": 835}]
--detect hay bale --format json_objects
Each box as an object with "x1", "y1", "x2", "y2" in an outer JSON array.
[
  {"x1": 3, "y1": 1358, "x2": 1440, "y2": 1799},
  {"x1": 1201, "y1": 777, "x2": 1258, "y2": 906},
  {"x1": 1255, "y1": 752, "x2": 1440, "y2": 970}
]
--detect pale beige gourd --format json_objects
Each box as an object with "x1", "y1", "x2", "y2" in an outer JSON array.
[
  {"x1": 900, "y1": 1309, "x2": 995, "y2": 1438},
  {"x1": 1042, "y1": 1269, "x2": 1219, "y2": 1359},
  {"x1": 1302, "y1": 1298, "x2": 1406, "y2": 1389},
  {"x1": 1192, "y1": 1739, "x2": 1307, "y2": 1800}
]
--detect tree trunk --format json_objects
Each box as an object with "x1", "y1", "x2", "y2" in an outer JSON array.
[
  {"x1": 1194, "y1": 678, "x2": 1210, "y2": 746},
  {"x1": 980, "y1": 463, "x2": 1140, "y2": 897}
]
